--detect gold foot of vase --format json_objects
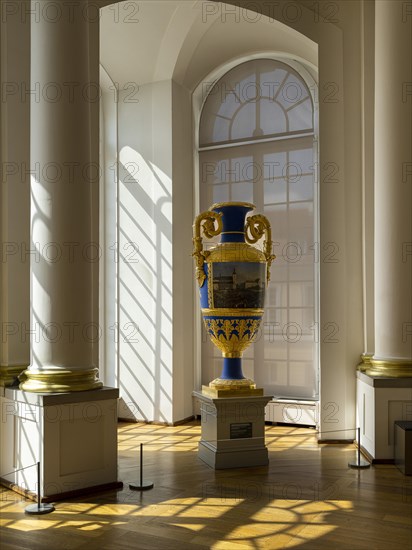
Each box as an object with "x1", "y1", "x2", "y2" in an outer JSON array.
[{"x1": 202, "y1": 378, "x2": 263, "y2": 397}]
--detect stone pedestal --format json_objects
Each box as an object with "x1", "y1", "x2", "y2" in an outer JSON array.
[
  {"x1": 0, "y1": 387, "x2": 121, "y2": 501},
  {"x1": 193, "y1": 391, "x2": 272, "y2": 469},
  {"x1": 394, "y1": 421, "x2": 412, "y2": 475},
  {"x1": 356, "y1": 372, "x2": 412, "y2": 462}
]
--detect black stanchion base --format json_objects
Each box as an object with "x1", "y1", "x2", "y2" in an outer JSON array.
[
  {"x1": 129, "y1": 481, "x2": 154, "y2": 491},
  {"x1": 348, "y1": 460, "x2": 370, "y2": 469},
  {"x1": 25, "y1": 503, "x2": 55, "y2": 515}
]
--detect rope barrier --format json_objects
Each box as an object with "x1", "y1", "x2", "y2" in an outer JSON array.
[
  {"x1": 0, "y1": 463, "x2": 38, "y2": 478},
  {"x1": 120, "y1": 426, "x2": 361, "y2": 445},
  {"x1": 0, "y1": 462, "x2": 55, "y2": 514},
  {"x1": 2, "y1": 429, "x2": 369, "y2": 503},
  {"x1": 123, "y1": 426, "x2": 370, "y2": 475}
]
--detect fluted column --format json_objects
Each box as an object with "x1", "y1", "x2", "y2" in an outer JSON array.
[
  {"x1": 367, "y1": 0, "x2": 412, "y2": 377},
  {"x1": 20, "y1": 0, "x2": 102, "y2": 391}
]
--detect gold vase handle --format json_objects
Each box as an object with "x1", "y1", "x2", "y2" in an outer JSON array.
[
  {"x1": 245, "y1": 214, "x2": 276, "y2": 283},
  {"x1": 192, "y1": 210, "x2": 223, "y2": 287}
]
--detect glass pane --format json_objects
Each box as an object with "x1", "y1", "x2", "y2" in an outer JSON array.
[
  {"x1": 264, "y1": 179, "x2": 287, "y2": 204},
  {"x1": 267, "y1": 283, "x2": 287, "y2": 307},
  {"x1": 200, "y1": 159, "x2": 225, "y2": 185},
  {"x1": 288, "y1": 362, "x2": 317, "y2": 395},
  {"x1": 232, "y1": 181, "x2": 253, "y2": 202},
  {"x1": 288, "y1": 340, "x2": 315, "y2": 362},
  {"x1": 289, "y1": 202, "x2": 314, "y2": 244},
  {"x1": 261, "y1": 68, "x2": 288, "y2": 98},
  {"x1": 229, "y1": 156, "x2": 253, "y2": 182},
  {"x1": 260, "y1": 99, "x2": 287, "y2": 135},
  {"x1": 264, "y1": 339, "x2": 287, "y2": 360},
  {"x1": 264, "y1": 203, "x2": 288, "y2": 239},
  {"x1": 199, "y1": 59, "x2": 314, "y2": 145},
  {"x1": 231, "y1": 102, "x2": 256, "y2": 140},
  {"x1": 289, "y1": 147, "x2": 314, "y2": 174},
  {"x1": 289, "y1": 282, "x2": 314, "y2": 307},
  {"x1": 289, "y1": 264, "x2": 314, "y2": 283},
  {"x1": 289, "y1": 175, "x2": 314, "y2": 202},
  {"x1": 288, "y1": 98, "x2": 313, "y2": 131},
  {"x1": 268, "y1": 362, "x2": 288, "y2": 386},
  {"x1": 242, "y1": 359, "x2": 254, "y2": 380},
  {"x1": 217, "y1": 94, "x2": 241, "y2": 120},
  {"x1": 212, "y1": 117, "x2": 230, "y2": 143},
  {"x1": 264, "y1": 152, "x2": 285, "y2": 179},
  {"x1": 213, "y1": 184, "x2": 229, "y2": 203},
  {"x1": 277, "y1": 73, "x2": 309, "y2": 110}
]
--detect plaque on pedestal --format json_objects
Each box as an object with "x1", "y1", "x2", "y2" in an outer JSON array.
[{"x1": 193, "y1": 391, "x2": 272, "y2": 469}]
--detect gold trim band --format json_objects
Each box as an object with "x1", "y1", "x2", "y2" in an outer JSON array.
[
  {"x1": 202, "y1": 308, "x2": 264, "y2": 316},
  {"x1": 19, "y1": 367, "x2": 103, "y2": 393},
  {"x1": 357, "y1": 354, "x2": 412, "y2": 378},
  {"x1": 0, "y1": 365, "x2": 28, "y2": 387},
  {"x1": 206, "y1": 243, "x2": 266, "y2": 263},
  {"x1": 211, "y1": 201, "x2": 255, "y2": 210},
  {"x1": 208, "y1": 378, "x2": 257, "y2": 391}
]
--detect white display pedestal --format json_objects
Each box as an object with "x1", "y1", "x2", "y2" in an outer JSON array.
[
  {"x1": 356, "y1": 371, "x2": 412, "y2": 462},
  {"x1": 193, "y1": 391, "x2": 272, "y2": 469},
  {"x1": 0, "y1": 387, "x2": 121, "y2": 501}
]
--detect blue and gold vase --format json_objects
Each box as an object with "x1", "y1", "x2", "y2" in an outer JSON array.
[{"x1": 193, "y1": 202, "x2": 275, "y2": 396}]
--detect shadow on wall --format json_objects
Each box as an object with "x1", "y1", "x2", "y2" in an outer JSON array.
[{"x1": 117, "y1": 147, "x2": 172, "y2": 423}]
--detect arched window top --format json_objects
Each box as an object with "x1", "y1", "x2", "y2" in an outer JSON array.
[{"x1": 199, "y1": 59, "x2": 314, "y2": 148}]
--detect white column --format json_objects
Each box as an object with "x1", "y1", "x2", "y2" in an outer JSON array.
[
  {"x1": 20, "y1": 0, "x2": 102, "y2": 391},
  {"x1": 0, "y1": 2, "x2": 31, "y2": 386},
  {"x1": 370, "y1": 0, "x2": 412, "y2": 376}
]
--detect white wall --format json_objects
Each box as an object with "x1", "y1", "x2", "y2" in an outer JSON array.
[
  {"x1": 172, "y1": 81, "x2": 195, "y2": 422},
  {"x1": 99, "y1": 66, "x2": 118, "y2": 388},
  {"x1": 116, "y1": 81, "x2": 174, "y2": 422}
]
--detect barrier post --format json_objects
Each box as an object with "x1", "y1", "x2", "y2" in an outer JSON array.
[
  {"x1": 25, "y1": 462, "x2": 55, "y2": 514},
  {"x1": 129, "y1": 443, "x2": 154, "y2": 490}
]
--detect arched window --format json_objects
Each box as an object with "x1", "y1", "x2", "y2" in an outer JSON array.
[{"x1": 198, "y1": 58, "x2": 319, "y2": 400}]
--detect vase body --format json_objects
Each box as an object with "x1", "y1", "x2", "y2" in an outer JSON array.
[{"x1": 193, "y1": 202, "x2": 274, "y2": 394}]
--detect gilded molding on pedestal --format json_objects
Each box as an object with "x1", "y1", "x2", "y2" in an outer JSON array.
[
  {"x1": 0, "y1": 365, "x2": 27, "y2": 387},
  {"x1": 203, "y1": 378, "x2": 263, "y2": 397},
  {"x1": 19, "y1": 368, "x2": 103, "y2": 393},
  {"x1": 357, "y1": 354, "x2": 412, "y2": 378}
]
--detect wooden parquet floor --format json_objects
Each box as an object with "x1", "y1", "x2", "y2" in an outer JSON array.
[{"x1": 1, "y1": 421, "x2": 411, "y2": 549}]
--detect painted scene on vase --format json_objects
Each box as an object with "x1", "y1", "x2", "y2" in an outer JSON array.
[{"x1": 212, "y1": 262, "x2": 265, "y2": 309}]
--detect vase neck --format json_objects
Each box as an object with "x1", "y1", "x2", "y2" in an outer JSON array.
[{"x1": 212, "y1": 204, "x2": 253, "y2": 243}]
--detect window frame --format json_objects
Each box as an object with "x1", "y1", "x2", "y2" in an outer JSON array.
[{"x1": 193, "y1": 53, "x2": 320, "y2": 400}]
